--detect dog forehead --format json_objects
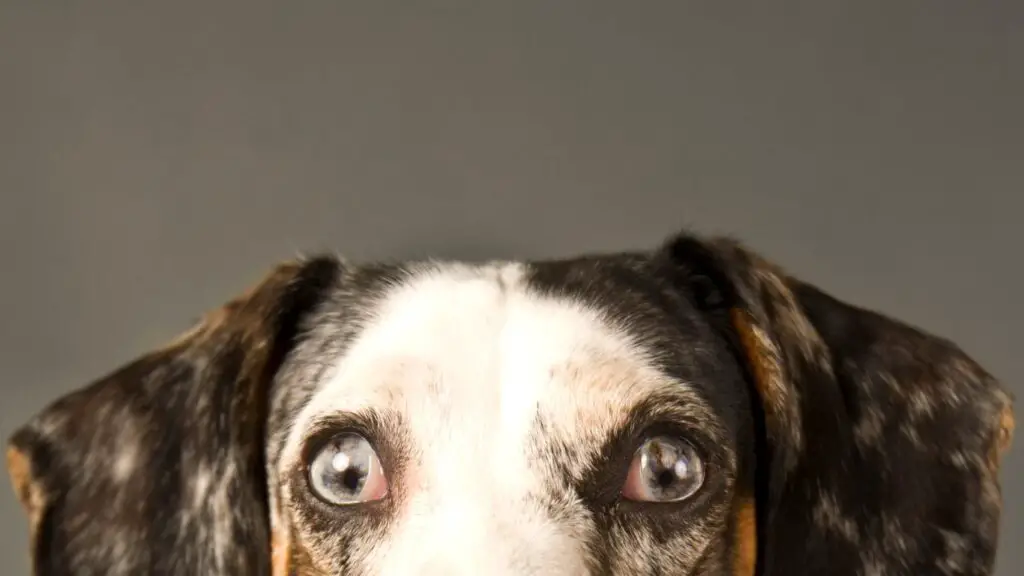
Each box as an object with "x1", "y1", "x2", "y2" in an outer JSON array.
[{"x1": 282, "y1": 261, "x2": 689, "y2": 468}]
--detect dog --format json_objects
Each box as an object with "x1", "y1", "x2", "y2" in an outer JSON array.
[{"x1": 6, "y1": 231, "x2": 1015, "y2": 575}]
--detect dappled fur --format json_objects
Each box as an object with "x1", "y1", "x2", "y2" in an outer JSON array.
[{"x1": 7, "y1": 232, "x2": 1014, "y2": 575}]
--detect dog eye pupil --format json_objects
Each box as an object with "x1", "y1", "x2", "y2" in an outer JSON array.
[{"x1": 341, "y1": 467, "x2": 364, "y2": 492}]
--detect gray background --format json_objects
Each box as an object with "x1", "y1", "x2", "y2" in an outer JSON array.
[{"x1": 1, "y1": 2, "x2": 1020, "y2": 573}]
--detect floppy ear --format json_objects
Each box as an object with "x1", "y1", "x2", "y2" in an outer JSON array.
[
  {"x1": 662, "y1": 234, "x2": 1014, "y2": 576},
  {"x1": 6, "y1": 257, "x2": 340, "y2": 575}
]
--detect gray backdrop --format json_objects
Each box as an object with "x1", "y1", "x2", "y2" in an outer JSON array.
[{"x1": 1, "y1": 2, "x2": 1020, "y2": 574}]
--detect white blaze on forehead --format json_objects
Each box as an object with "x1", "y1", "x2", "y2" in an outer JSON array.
[
  {"x1": 285, "y1": 263, "x2": 674, "y2": 464},
  {"x1": 282, "y1": 263, "x2": 686, "y2": 573}
]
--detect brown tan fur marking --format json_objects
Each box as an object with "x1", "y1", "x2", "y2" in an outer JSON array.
[
  {"x1": 990, "y1": 403, "x2": 1015, "y2": 473},
  {"x1": 6, "y1": 445, "x2": 46, "y2": 545},
  {"x1": 730, "y1": 308, "x2": 785, "y2": 421},
  {"x1": 271, "y1": 525, "x2": 292, "y2": 576},
  {"x1": 732, "y1": 495, "x2": 757, "y2": 576}
]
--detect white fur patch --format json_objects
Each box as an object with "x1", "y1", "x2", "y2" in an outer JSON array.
[{"x1": 280, "y1": 263, "x2": 689, "y2": 574}]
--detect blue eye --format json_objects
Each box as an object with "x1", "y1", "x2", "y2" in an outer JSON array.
[
  {"x1": 621, "y1": 436, "x2": 705, "y2": 502},
  {"x1": 307, "y1": 434, "x2": 388, "y2": 505}
]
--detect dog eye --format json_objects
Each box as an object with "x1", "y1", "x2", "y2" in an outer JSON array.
[
  {"x1": 622, "y1": 436, "x2": 705, "y2": 502},
  {"x1": 308, "y1": 433, "x2": 388, "y2": 505}
]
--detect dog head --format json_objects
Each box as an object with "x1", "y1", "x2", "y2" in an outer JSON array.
[{"x1": 7, "y1": 232, "x2": 1014, "y2": 575}]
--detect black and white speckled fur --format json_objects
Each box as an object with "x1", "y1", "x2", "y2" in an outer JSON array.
[{"x1": 6, "y1": 231, "x2": 1015, "y2": 575}]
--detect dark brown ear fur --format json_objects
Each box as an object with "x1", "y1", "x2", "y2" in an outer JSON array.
[
  {"x1": 664, "y1": 234, "x2": 1014, "y2": 576},
  {"x1": 6, "y1": 257, "x2": 340, "y2": 575}
]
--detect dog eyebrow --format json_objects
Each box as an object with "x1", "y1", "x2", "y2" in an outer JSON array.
[
  {"x1": 297, "y1": 409, "x2": 410, "y2": 472},
  {"x1": 623, "y1": 389, "x2": 728, "y2": 435},
  {"x1": 534, "y1": 387, "x2": 734, "y2": 505},
  {"x1": 603, "y1": 392, "x2": 731, "y2": 472}
]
